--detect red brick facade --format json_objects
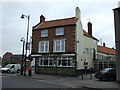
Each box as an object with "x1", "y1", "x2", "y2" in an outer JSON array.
[
  {"x1": 32, "y1": 25, "x2": 76, "y2": 54},
  {"x1": 31, "y1": 16, "x2": 78, "y2": 76}
]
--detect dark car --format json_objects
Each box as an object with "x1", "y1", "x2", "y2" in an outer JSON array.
[{"x1": 95, "y1": 68, "x2": 116, "y2": 81}]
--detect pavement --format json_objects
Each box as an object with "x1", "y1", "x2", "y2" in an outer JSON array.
[{"x1": 17, "y1": 71, "x2": 120, "y2": 90}]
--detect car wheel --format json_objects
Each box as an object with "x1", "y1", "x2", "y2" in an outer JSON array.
[
  {"x1": 109, "y1": 77, "x2": 115, "y2": 81},
  {"x1": 1, "y1": 70, "x2": 4, "y2": 73},
  {"x1": 17, "y1": 69, "x2": 20, "y2": 73},
  {"x1": 7, "y1": 70, "x2": 10, "y2": 74},
  {"x1": 99, "y1": 79, "x2": 103, "y2": 81}
]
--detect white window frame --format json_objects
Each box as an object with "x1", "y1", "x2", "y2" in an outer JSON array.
[
  {"x1": 38, "y1": 41, "x2": 49, "y2": 53},
  {"x1": 38, "y1": 57, "x2": 74, "y2": 67},
  {"x1": 39, "y1": 57, "x2": 54, "y2": 66},
  {"x1": 57, "y1": 57, "x2": 74, "y2": 67},
  {"x1": 56, "y1": 27, "x2": 64, "y2": 36},
  {"x1": 41, "y1": 29, "x2": 48, "y2": 37},
  {"x1": 53, "y1": 39, "x2": 65, "y2": 52}
]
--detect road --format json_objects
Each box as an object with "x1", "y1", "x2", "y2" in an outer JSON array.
[
  {"x1": 1, "y1": 73, "x2": 118, "y2": 90},
  {"x1": 2, "y1": 74, "x2": 94, "y2": 90},
  {"x1": 2, "y1": 75, "x2": 70, "y2": 88}
]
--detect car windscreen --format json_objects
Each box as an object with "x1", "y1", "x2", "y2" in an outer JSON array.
[
  {"x1": 101, "y1": 68, "x2": 112, "y2": 73},
  {"x1": 5, "y1": 64, "x2": 11, "y2": 68}
]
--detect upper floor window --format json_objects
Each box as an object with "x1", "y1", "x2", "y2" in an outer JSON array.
[
  {"x1": 53, "y1": 39, "x2": 65, "y2": 52},
  {"x1": 83, "y1": 48, "x2": 89, "y2": 54},
  {"x1": 38, "y1": 41, "x2": 49, "y2": 53},
  {"x1": 56, "y1": 27, "x2": 64, "y2": 36},
  {"x1": 41, "y1": 29, "x2": 48, "y2": 37}
]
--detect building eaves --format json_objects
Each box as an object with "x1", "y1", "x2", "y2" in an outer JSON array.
[
  {"x1": 33, "y1": 17, "x2": 78, "y2": 30},
  {"x1": 97, "y1": 45, "x2": 116, "y2": 55},
  {"x1": 83, "y1": 30, "x2": 99, "y2": 41}
]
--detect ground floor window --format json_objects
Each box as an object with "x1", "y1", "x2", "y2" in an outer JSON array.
[
  {"x1": 38, "y1": 56, "x2": 74, "y2": 67},
  {"x1": 94, "y1": 61, "x2": 116, "y2": 70},
  {"x1": 57, "y1": 57, "x2": 73, "y2": 67},
  {"x1": 39, "y1": 57, "x2": 54, "y2": 66}
]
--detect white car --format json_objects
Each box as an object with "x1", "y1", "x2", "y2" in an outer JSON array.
[{"x1": 1, "y1": 64, "x2": 21, "y2": 73}]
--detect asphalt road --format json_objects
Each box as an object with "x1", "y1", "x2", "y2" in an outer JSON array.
[
  {"x1": 2, "y1": 75, "x2": 70, "y2": 88},
  {"x1": 2, "y1": 73, "x2": 117, "y2": 90},
  {"x1": 2, "y1": 74, "x2": 96, "y2": 90}
]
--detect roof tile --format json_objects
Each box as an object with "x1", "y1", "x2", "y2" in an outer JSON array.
[
  {"x1": 97, "y1": 45, "x2": 116, "y2": 55},
  {"x1": 33, "y1": 17, "x2": 98, "y2": 40},
  {"x1": 34, "y1": 17, "x2": 78, "y2": 29}
]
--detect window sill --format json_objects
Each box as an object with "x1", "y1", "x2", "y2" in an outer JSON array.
[
  {"x1": 53, "y1": 51, "x2": 65, "y2": 53},
  {"x1": 38, "y1": 65, "x2": 74, "y2": 68}
]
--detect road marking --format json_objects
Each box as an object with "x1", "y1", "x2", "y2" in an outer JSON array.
[
  {"x1": 38, "y1": 79, "x2": 73, "y2": 88},
  {"x1": 0, "y1": 75, "x2": 9, "y2": 78}
]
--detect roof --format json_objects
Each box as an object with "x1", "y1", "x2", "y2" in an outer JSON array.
[
  {"x1": 33, "y1": 16, "x2": 98, "y2": 40},
  {"x1": 3, "y1": 52, "x2": 13, "y2": 57},
  {"x1": 97, "y1": 45, "x2": 116, "y2": 55},
  {"x1": 83, "y1": 30, "x2": 98, "y2": 41},
  {"x1": 34, "y1": 17, "x2": 78, "y2": 29},
  {"x1": 11, "y1": 54, "x2": 22, "y2": 58}
]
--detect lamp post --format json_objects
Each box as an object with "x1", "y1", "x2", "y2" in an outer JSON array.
[
  {"x1": 20, "y1": 14, "x2": 30, "y2": 76},
  {"x1": 20, "y1": 37, "x2": 25, "y2": 75}
]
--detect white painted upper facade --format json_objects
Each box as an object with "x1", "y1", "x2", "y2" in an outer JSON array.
[{"x1": 75, "y1": 7, "x2": 98, "y2": 69}]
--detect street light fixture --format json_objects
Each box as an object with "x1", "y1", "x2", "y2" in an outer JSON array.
[
  {"x1": 20, "y1": 14, "x2": 30, "y2": 76},
  {"x1": 20, "y1": 37, "x2": 25, "y2": 75}
]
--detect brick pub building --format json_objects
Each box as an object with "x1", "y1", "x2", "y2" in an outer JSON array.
[{"x1": 31, "y1": 7, "x2": 100, "y2": 76}]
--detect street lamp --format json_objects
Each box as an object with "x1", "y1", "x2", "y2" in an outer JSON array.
[
  {"x1": 20, "y1": 37, "x2": 25, "y2": 75},
  {"x1": 20, "y1": 14, "x2": 30, "y2": 76}
]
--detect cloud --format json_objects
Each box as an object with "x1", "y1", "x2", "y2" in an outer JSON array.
[{"x1": 1, "y1": 1, "x2": 118, "y2": 56}]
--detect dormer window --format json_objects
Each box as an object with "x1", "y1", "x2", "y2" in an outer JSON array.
[
  {"x1": 56, "y1": 27, "x2": 64, "y2": 36},
  {"x1": 41, "y1": 29, "x2": 48, "y2": 37}
]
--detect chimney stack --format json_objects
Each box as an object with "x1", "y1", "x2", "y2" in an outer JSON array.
[
  {"x1": 88, "y1": 22, "x2": 92, "y2": 36},
  {"x1": 75, "y1": 7, "x2": 81, "y2": 20},
  {"x1": 40, "y1": 15, "x2": 45, "y2": 23},
  {"x1": 103, "y1": 43, "x2": 106, "y2": 47}
]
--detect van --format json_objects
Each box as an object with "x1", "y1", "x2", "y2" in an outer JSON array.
[{"x1": 1, "y1": 64, "x2": 21, "y2": 73}]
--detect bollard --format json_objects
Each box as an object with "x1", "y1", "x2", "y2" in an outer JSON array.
[
  {"x1": 81, "y1": 74, "x2": 83, "y2": 80},
  {"x1": 90, "y1": 73, "x2": 92, "y2": 79},
  {"x1": 28, "y1": 69, "x2": 32, "y2": 76}
]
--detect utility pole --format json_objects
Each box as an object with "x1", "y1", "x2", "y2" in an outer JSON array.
[{"x1": 113, "y1": 2, "x2": 120, "y2": 82}]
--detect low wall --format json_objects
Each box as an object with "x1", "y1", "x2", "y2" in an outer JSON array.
[{"x1": 35, "y1": 66, "x2": 75, "y2": 76}]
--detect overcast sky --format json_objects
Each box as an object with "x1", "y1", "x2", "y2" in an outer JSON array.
[{"x1": 0, "y1": 0, "x2": 119, "y2": 57}]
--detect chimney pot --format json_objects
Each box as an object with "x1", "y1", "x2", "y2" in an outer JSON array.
[
  {"x1": 88, "y1": 22, "x2": 92, "y2": 36},
  {"x1": 103, "y1": 43, "x2": 106, "y2": 47},
  {"x1": 40, "y1": 15, "x2": 45, "y2": 23}
]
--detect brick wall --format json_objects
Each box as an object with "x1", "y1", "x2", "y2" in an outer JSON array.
[
  {"x1": 32, "y1": 25, "x2": 76, "y2": 54},
  {"x1": 35, "y1": 66, "x2": 75, "y2": 76}
]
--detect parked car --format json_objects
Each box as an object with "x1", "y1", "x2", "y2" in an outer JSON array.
[
  {"x1": 0, "y1": 64, "x2": 21, "y2": 73},
  {"x1": 95, "y1": 68, "x2": 116, "y2": 81}
]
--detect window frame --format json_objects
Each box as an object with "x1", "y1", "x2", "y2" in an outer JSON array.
[
  {"x1": 56, "y1": 27, "x2": 64, "y2": 36},
  {"x1": 38, "y1": 57, "x2": 74, "y2": 67},
  {"x1": 38, "y1": 41, "x2": 49, "y2": 53},
  {"x1": 41, "y1": 29, "x2": 48, "y2": 37},
  {"x1": 53, "y1": 39, "x2": 66, "y2": 52}
]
